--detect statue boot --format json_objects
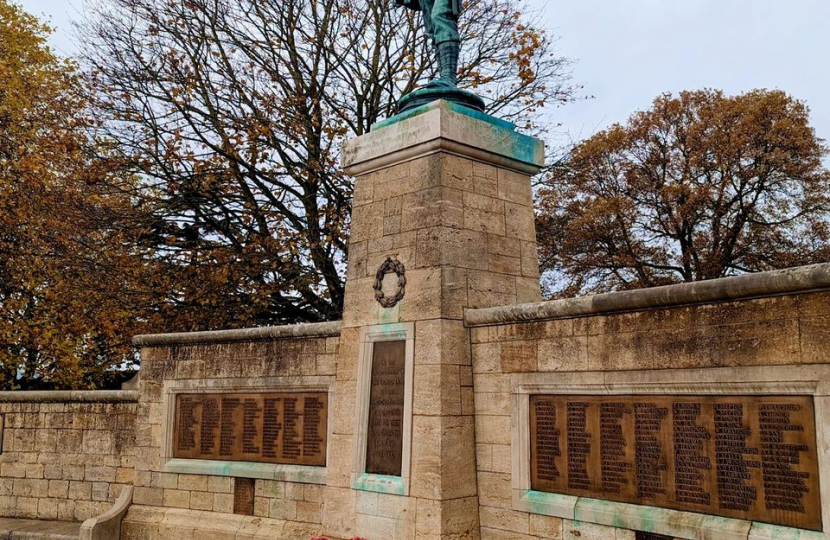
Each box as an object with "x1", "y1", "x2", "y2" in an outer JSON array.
[{"x1": 429, "y1": 41, "x2": 459, "y2": 88}]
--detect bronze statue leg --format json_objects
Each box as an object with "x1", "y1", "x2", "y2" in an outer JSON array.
[
  {"x1": 418, "y1": 0, "x2": 436, "y2": 43},
  {"x1": 429, "y1": 0, "x2": 460, "y2": 45}
]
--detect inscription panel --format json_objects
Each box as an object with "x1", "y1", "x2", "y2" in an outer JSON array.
[
  {"x1": 365, "y1": 340, "x2": 406, "y2": 476},
  {"x1": 530, "y1": 395, "x2": 822, "y2": 531},
  {"x1": 173, "y1": 392, "x2": 328, "y2": 466}
]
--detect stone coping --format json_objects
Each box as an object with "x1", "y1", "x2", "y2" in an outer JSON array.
[
  {"x1": 0, "y1": 390, "x2": 139, "y2": 403},
  {"x1": 465, "y1": 262, "x2": 830, "y2": 326},
  {"x1": 132, "y1": 320, "x2": 342, "y2": 347},
  {"x1": 341, "y1": 99, "x2": 545, "y2": 176}
]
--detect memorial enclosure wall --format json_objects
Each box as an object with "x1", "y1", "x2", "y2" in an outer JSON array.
[
  {"x1": 122, "y1": 323, "x2": 342, "y2": 540},
  {"x1": 466, "y1": 270, "x2": 830, "y2": 540},
  {"x1": 3, "y1": 101, "x2": 830, "y2": 540},
  {"x1": 0, "y1": 391, "x2": 137, "y2": 521}
]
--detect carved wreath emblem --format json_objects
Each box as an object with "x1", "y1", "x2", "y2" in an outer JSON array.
[{"x1": 373, "y1": 257, "x2": 406, "y2": 308}]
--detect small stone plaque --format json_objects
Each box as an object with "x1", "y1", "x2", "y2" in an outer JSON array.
[
  {"x1": 365, "y1": 340, "x2": 406, "y2": 476},
  {"x1": 530, "y1": 395, "x2": 822, "y2": 531},
  {"x1": 173, "y1": 392, "x2": 328, "y2": 466},
  {"x1": 233, "y1": 477, "x2": 255, "y2": 515}
]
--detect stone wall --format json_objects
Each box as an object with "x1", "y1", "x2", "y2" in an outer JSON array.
[
  {"x1": 0, "y1": 392, "x2": 138, "y2": 521},
  {"x1": 467, "y1": 281, "x2": 830, "y2": 540},
  {"x1": 122, "y1": 323, "x2": 341, "y2": 540}
]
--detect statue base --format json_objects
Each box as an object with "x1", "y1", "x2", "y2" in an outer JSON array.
[{"x1": 398, "y1": 86, "x2": 485, "y2": 114}]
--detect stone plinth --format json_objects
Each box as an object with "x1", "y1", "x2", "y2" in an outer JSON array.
[{"x1": 331, "y1": 101, "x2": 545, "y2": 540}]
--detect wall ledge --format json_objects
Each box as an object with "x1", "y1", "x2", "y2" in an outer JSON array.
[
  {"x1": 465, "y1": 263, "x2": 830, "y2": 326},
  {"x1": 0, "y1": 390, "x2": 139, "y2": 403},
  {"x1": 132, "y1": 320, "x2": 342, "y2": 347}
]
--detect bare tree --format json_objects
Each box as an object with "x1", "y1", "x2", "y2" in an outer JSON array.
[{"x1": 81, "y1": 0, "x2": 578, "y2": 327}]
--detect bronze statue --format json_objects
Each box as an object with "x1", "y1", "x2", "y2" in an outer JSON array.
[{"x1": 394, "y1": 0, "x2": 485, "y2": 113}]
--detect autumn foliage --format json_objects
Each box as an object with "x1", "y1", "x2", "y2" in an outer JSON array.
[
  {"x1": 538, "y1": 89, "x2": 830, "y2": 297},
  {"x1": 0, "y1": 0, "x2": 156, "y2": 389}
]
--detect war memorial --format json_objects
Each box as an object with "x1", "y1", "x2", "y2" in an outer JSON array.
[{"x1": 1, "y1": 3, "x2": 829, "y2": 540}]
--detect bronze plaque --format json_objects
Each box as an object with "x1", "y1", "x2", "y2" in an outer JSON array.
[
  {"x1": 173, "y1": 392, "x2": 328, "y2": 466},
  {"x1": 365, "y1": 340, "x2": 406, "y2": 476},
  {"x1": 233, "y1": 478, "x2": 255, "y2": 515},
  {"x1": 530, "y1": 395, "x2": 822, "y2": 531},
  {"x1": 636, "y1": 533, "x2": 672, "y2": 540}
]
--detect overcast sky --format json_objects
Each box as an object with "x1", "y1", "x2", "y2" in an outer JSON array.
[{"x1": 17, "y1": 0, "x2": 830, "y2": 146}]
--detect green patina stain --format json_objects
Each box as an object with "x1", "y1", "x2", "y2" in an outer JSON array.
[
  {"x1": 353, "y1": 473, "x2": 406, "y2": 495},
  {"x1": 370, "y1": 101, "x2": 543, "y2": 167},
  {"x1": 750, "y1": 523, "x2": 826, "y2": 540}
]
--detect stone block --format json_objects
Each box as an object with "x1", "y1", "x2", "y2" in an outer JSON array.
[
  {"x1": 163, "y1": 489, "x2": 191, "y2": 509},
  {"x1": 442, "y1": 155, "x2": 475, "y2": 193},
  {"x1": 465, "y1": 208, "x2": 506, "y2": 236},
  {"x1": 269, "y1": 498, "x2": 297, "y2": 520},
  {"x1": 410, "y1": 415, "x2": 477, "y2": 500},
  {"x1": 325, "y1": 433, "x2": 353, "y2": 488},
  {"x1": 490, "y1": 444, "x2": 512, "y2": 474},
  {"x1": 304, "y1": 484, "x2": 323, "y2": 503},
  {"x1": 401, "y1": 187, "x2": 464, "y2": 232},
  {"x1": 86, "y1": 465, "x2": 117, "y2": 482},
  {"x1": 15, "y1": 496, "x2": 39, "y2": 518},
  {"x1": 208, "y1": 475, "x2": 233, "y2": 493},
  {"x1": 538, "y1": 336, "x2": 588, "y2": 372},
  {"x1": 481, "y1": 526, "x2": 536, "y2": 540},
  {"x1": 321, "y1": 486, "x2": 357, "y2": 540},
  {"x1": 499, "y1": 340, "x2": 537, "y2": 373},
  {"x1": 357, "y1": 490, "x2": 379, "y2": 515},
  {"x1": 504, "y1": 201, "x2": 536, "y2": 242},
  {"x1": 461, "y1": 386, "x2": 475, "y2": 415},
  {"x1": 2, "y1": 462, "x2": 26, "y2": 478},
  {"x1": 297, "y1": 500, "x2": 322, "y2": 523},
  {"x1": 515, "y1": 277, "x2": 543, "y2": 304},
  {"x1": 133, "y1": 486, "x2": 164, "y2": 506},
  {"x1": 472, "y1": 162, "x2": 498, "y2": 197},
  {"x1": 37, "y1": 498, "x2": 58, "y2": 520},
  {"x1": 800, "y1": 316, "x2": 830, "y2": 364},
  {"x1": 520, "y1": 241, "x2": 540, "y2": 278},
  {"x1": 479, "y1": 507, "x2": 530, "y2": 534},
  {"x1": 475, "y1": 416, "x2": 511, "y2": 446},
  {"x1": 68, "y1": 480, "x2": 92, "y2": 500},
  {"x1": 477, "y1": 472, "x2": 512, "y2": 509},
  {"x1": 563, "y1": 520, "x2": 625, "y2": 540},
  {"x1": 497, "y1": 169, "x2": 533, "y2": 206},
  {"x1": 356, "y1": 512, "x2": 413, "y2": 540},
  {"x1": 413, "y1": 364, "x2": 462, "y2": 416},
  {"x1": 376, "y1": 492, "x2": 415, "y2": 521},
  {"x1": 415, "y1": 319, "x2": 472, "y2": 366},
  {"x1": 441, "y1": 267, "x2": 469, "y2": 320},
  {"x1": 473, "y1": 374, "x2": 510, "y2": 394},
  {"x1": 474, "y1": 393, "x2": 509, "y2": 417},
  {"x1": 177, "y1": 473, "x2": 208, "y2": 491},
  {"x1": 13, "y1": 478, "x2": 48, "y2": 498},
  {"x1": 151, "y1": 471, "x2": 178, "y2": 489},
  {"x1": 488, "y1": 254, "x2": 522, "y2": 277},
  {"x1": 529, "y1": 514, "x2": 563, "y2": 539},
  {"x1": 399, "y1": 268, "x2": 444, "y2": 322},
  {"x1": 214, "y1": 493, "x2": 234, "y2": 513},
  {"x1": 116, "y1": 466, "x2": 135, "y2": 484},
  {"x1": 468, "y1": 271, "x2": 516, "y2": 309},
  {"x1": 332, "y1": 379, "x2": 357, "y2": 436}
]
